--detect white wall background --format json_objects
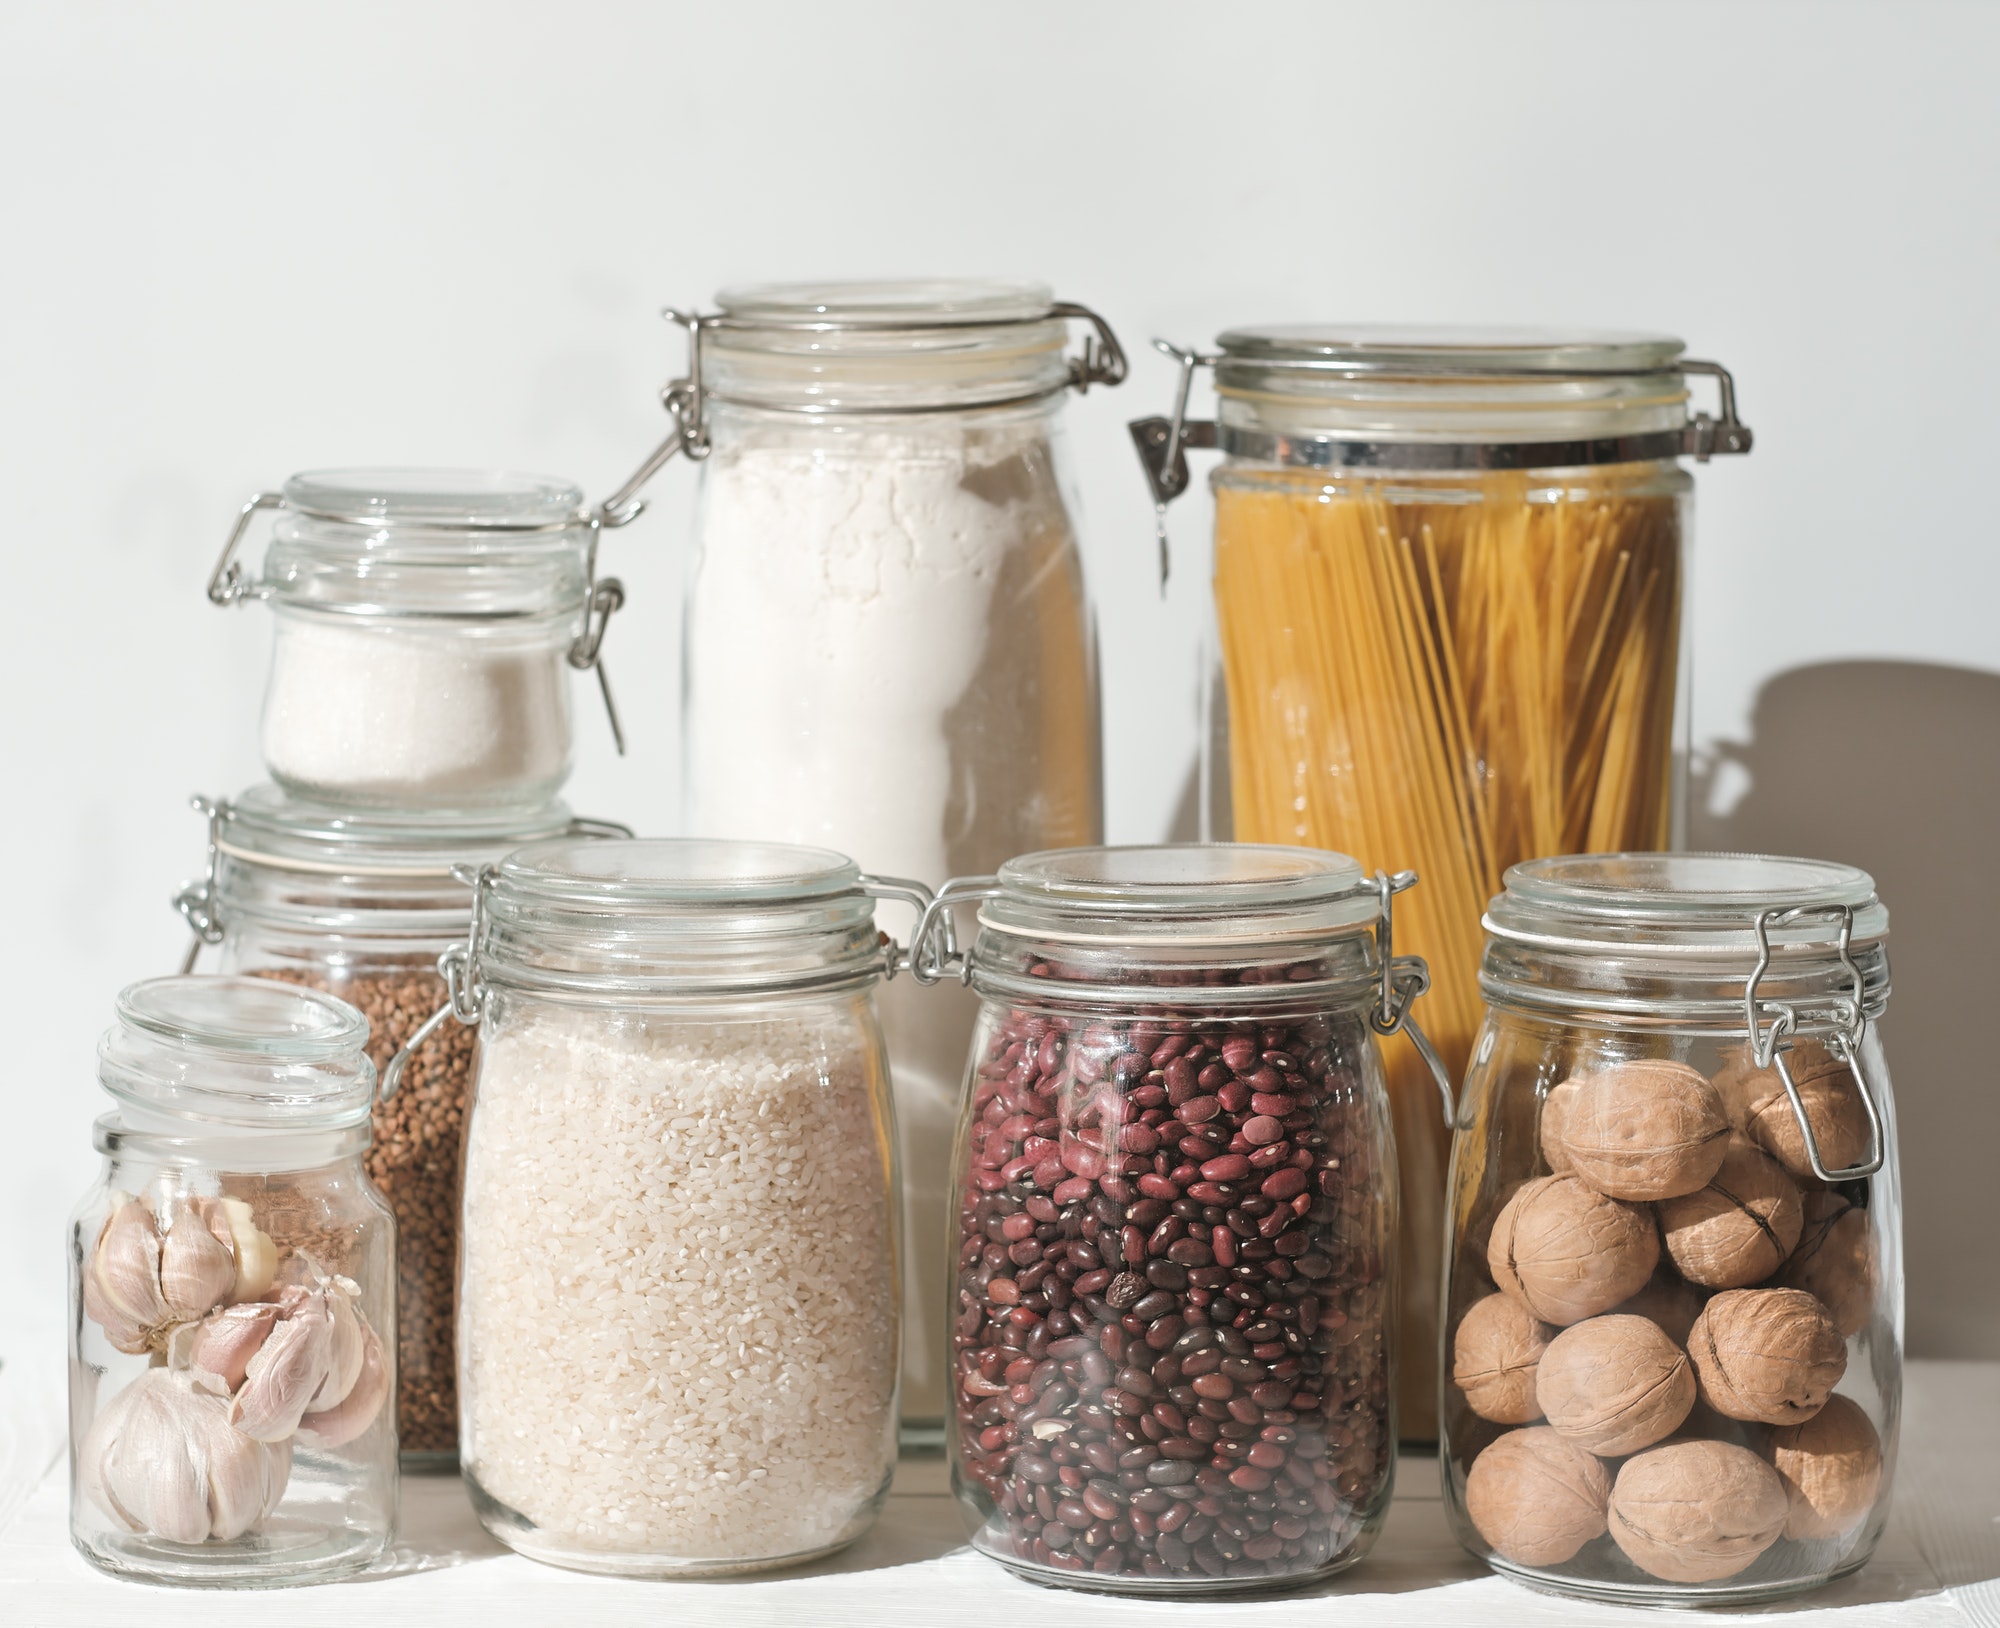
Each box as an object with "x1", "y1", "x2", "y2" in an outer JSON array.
[{"x1": 3, "y1": 1, "x2": 1995, "y2": 1357}]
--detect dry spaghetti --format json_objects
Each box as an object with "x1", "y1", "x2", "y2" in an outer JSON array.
[{"x1": 1212, "y1": 463, "x2": 1685, "y2": 1434}]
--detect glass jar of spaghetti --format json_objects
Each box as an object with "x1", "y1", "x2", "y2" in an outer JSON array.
[
  {"x1": 1442, "y1": 853, "x2": 1901, "y2": 1606},
  {"x1": 1131, "y1": 328, "x2": 1753, "y2": 1439},
  {"x1": 916, "y1": 843, "x2": 1449, "y2": 1595}
]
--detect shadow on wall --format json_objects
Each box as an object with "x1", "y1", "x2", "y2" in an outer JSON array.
[{"x1": 1692, "y1": 660, "x2": 2000, "y2": 1363}]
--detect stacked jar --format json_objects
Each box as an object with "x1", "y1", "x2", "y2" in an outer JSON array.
[
  {"x1": 917, "y1": 843, "x2": 1450, "y2": 1594},
  {"x1": 70, "y1": 977, "x2": 397, "y2": 1586},
  {"x1": 1441, "y1": 853, "x2": 1901, "y2": 1605},
  {"x1": 180, "y1": 468, "x2": 630, "y2": 1468},
  {"x1": 602, "y1": 281, "x2": 1127, "y2": 1443}
]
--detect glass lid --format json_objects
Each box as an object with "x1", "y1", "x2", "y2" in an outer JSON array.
[
  {"x1": 1214, "y1": 325, "x2": 1686, "y2": 378},
  {"x1": 212, "y1": 784, "x2": 585, "y2": 877},
  {"x1": 715, "y1": 279, "x2": 1058, "y2": 329},
  {"x1": 983, "y1": 843, "x2": 1380, "y2": 943},
  {"x1": 494, "y1": 836, "x2": 862, "y2": 906},
  {"x1": 1486, "y1": 852, "x2": 1889, "y2": 953},
  {"x1": 281, "y1": 468, "x2": 587, "y2": 530},
  {"x1": 99, "y1": 976, "x2": 376, "y2": 1129}
]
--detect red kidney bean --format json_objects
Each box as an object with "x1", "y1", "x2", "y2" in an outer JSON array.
[{"x1": 951, "y1": 982, "x2": 1392, "y2": 1590}]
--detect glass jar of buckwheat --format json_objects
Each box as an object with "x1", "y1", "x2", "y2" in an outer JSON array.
[{"x1": 172, "y1": 784, "x2": 626, "y2": 1466}]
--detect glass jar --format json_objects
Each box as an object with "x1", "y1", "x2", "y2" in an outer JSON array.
[
  {"x1": 1440, "y1": 853, "x2": 1900, "y2": 1606},
  {"x1": 172, "y1": 784, "x2": 626, "y2": 1467},
  {"x1": 206, "y1": 468, "x2": 622, "y2": 810},
  {"x1": 444, "y1": 837, "x2": 919, "y2": 1575},
  {"x1": 604, "y1": 280, "x2": 1127, "y2": 1441},
  {"x1": 916, "y1": 843, "x2": 1450, "y2": 1594},
  {"x1": 70, "y1": 976, "x2": 397, "y2": 1586},
  {"x1": 1132, "y1": 328, "x2": 1754, "y2": 1439}
]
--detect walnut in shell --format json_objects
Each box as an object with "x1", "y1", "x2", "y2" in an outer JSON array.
[
  {"x1": 1454, "y1": 1294, "x2": 1553, "y2": 1424},
  {"x1": 1608, "y1": 1439, "x2": 1789, "y2": 1582},
  {"x1": 1612, "y1": 1274, "x2": 1708, "y2": 1348},
  {"x1": 1540, "y1": 1077, "x2": 1579, "y2": 1175},
  {"x1": 1557, "y1": 1060, "x2": 1730, "y2": 1202},
  {"x1": 1768, "y1": 1393, "x2": 1883, "y2": 1540},
  {"x1": 1776, "y1": 1190, "x2": 1874, "y2": 1337},
  {"x1": 1713, "y1": 1038, "x2": 1872, "y2": 1181},
  {"x1": 1688, "y1": 1287, "x2": 1847, "y2": 1425},
  {"x1": 1536, "y1": 1314, "x2": 1695, "y2": 1456},
  {"x1": 1658, "y1": 1135, "x2": 1804, "y2": 1288},
  {"x1": 1464, "y1": 1426, "x2": 1612, "y2": 1567},
  {"x1": 1488, "y1": 1175, "x2": 1659, "y2": 1326}
]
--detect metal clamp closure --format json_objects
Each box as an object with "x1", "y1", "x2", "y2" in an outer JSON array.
[
  {"x1": 381, "y1": 863, "x2": 493, "y2": 1102},
  {"x1": 862, "y1": 875, "x2": 939, "y2": 981},
  {"x1": 908, "y1": 876, "x2": 1006, "y2": 987},
  {"x1": 1366, "y1": 870, "x2": 1454, "y2": 1125},
  {"x1": 567, "y1": 517, "x2": 628, "y2": 754},
  {"x1": 1742, "y1": 904, "x2": 1885, "y2": 1181},
  {"x1": 1680, "y1": 360, "x2": 1754, "y2": 462},
  {"x1": 173, "y1": 796, "x2": 230, "y2": 972},
  {"x1": 207, "y1": 493, "x2": 283, "y2": 607}
]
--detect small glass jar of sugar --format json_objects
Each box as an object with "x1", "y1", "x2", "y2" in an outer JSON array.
[{"x1": 206, "y1": 469, "x2": 621, "y2": 811}]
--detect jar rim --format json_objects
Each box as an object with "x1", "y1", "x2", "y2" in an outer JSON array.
[
  {"x1": 207, "y1": 785, "x2": 589, "y2": 879},
  {"x1": 101, "y1": 977, "x2": 377, "y2": 1130},
  {"x1": 982, "y1": 843, "x2": 1380, "y2": 944},
  {"x1": 1214, "y1": 324, "x2": 1686, "y2": 378},
  {"x1": 714, "y1": 278, "x2": 1057, "y2": 331},
  {"x1": 495, "y1": 836, "x2": 862, "y2": 908},
  {"x1": 281, "y1": 467, "x2": 587, "y2": 530},
  {"x1": 1484, "y1": 851, "x2": 1890, "y2": 954}
]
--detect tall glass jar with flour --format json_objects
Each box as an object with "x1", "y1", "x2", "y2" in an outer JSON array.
[{"x1": 604, "y1": 282, "x2": 1126, "y2": 1442}]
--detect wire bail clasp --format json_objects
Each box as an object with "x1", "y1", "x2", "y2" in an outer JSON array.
[
  {"x1": 1679, "y1": 360, "x2": 1755, "y2": 462},
  {"x1": 172, "y1": 795, "x2": 231, "y2": 973},
  {"x1": 595, "y1": 309, "x2": 714, "y2": 531},
  {"x1": 860, "y1": 876, "x2": 939, "y2": 982},
  {"x1": 1366, "y1": 870, "x2": 1454, "y2": 1125},
  {"x1": 908, "y1": 877, "x2": 1007, "y2": 987},
  {"x1": 1742, "y1": 904, "x2": 1884, "y2": 1181},
  {"x1": 206, "y1": 492, "x2": 284, "y2": 607},
  {"x1": 380, "y1": 864, "x2": 493, "y2": 1101}
]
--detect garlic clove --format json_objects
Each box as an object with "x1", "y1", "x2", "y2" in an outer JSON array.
[
  {"x1": 229, "y1": 1292, "x2": 334, "y2": 1441},
  {"x1": 189, "y1": 1301, "x2": 282, "y2": 1394},
  {"x1": 216, "y1": 1198, "x2": 277, "y2": 1303},
  {"x1": 189, "y1": 1388, "x2": 292, "y2": 1541},
  {"x1": 297, "y1": 1319, "x2": 389, "y2": 1449},
  {"x1": 89, "y1": 1198, "x2": 168, "y2": 1344},
  {"x1": 307, "y1": 1284, "x2": 366, "y2": 1414},
  {"x1": 81, "y1": 1249, "x2": 153, "y2": 1356},
  {"x1": 76, "y1": 1369, "x2": 147, "y2": 1533},
  {"x1": 158, "y1": 1199, "x2": 238, "y2": 1321},
  {"x1": 104, "y1": 1370, "x2": 213, "y2": 1545}
]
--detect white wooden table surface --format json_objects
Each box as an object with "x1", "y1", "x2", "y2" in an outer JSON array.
[{"x1": 2, "y1": 1348, "x2": 1994, "y2": 1626}]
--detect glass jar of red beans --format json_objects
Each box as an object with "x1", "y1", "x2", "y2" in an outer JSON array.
[{"x1": 916, "y1": 844, "x2": 1449, "y2": 1594}]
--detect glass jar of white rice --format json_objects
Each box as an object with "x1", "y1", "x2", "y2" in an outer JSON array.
[{"x1": 443, "y1": 837, "x2": 919, "y2": 1576}]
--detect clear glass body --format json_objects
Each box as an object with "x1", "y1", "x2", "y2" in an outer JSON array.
[
  {"x1": 195, "y1": 790, "x2": 584, "y2": 1468},
  {"x1": 453, "y1": 836, "x2": 903, "y2": 1576},
  {"x1": 457, "y1": 986, "x2": 900, "y2": 1576},
  {"x1": 69, "y1": 980, "x2": 397, "y2": 1587},
  {"x1": 1440, "y1": 857, "x2": 1902, "y2": 1606},
  {"x1": 1211, "y1": 449, "x2": 1692, "y2": 1441},
  {"x1": 681, "y1": 290, "x2": 1103, "y2": 1438},
  {"x1": 245, "y1": 469, "x2": 593, "y2": 811},
  {"x1": 945, "y1": 847, "x2": 1401, "y2": 1595}
]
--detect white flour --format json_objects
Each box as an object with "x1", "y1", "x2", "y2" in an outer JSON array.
[{"x1": 683, "y1": 413, "x2": 1099, "y2": 1422}]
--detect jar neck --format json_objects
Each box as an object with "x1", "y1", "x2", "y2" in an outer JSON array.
[
  {"x1": 703, "y1": 319, "x2": 1072, "y2": 415},
  {"x1": 1478, "y1": 939, "x2": 1891, "y2": 1038},
  {"x1": 211, "y1": 855, "x2": 475, "y2": 946},
  {"x1": 261, "y1": 511, "x2": 591, "y2": 618},
  {"x1": 969, "y1": 929, "x2": 1381, "y2": 1014},
  {"x1": 95, "y1": 1112, "x2": 371, "y2": 1176}
]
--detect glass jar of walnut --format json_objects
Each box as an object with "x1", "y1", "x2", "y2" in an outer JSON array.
[
  {"x1": 1441, "y1": 853, "x2": 1902, "y2": 1606},
  {"x1": 174, "y1": 785, "x2": 626, "y2": 1467}
]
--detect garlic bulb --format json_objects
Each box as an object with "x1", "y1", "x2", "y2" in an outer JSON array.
[
  {"x1": 80, "y1": 1193, "x2": 277, "y2": 1357},
  {"x1": 79, "y1": 1368, "x2": 290, "y2": 1544}
]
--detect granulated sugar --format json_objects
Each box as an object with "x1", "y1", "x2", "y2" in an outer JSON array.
[
  {"x1": 261, "y1": 615, "x2": 571, "y2": 806},
  {"x1": 458, "y1": 1002, "x2": 898, "y2": 1564}
]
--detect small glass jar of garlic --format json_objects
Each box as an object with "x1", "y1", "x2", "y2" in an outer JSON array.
[{"x1": 69, "y1": 977, "x2": 397, "y2": 1586}]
